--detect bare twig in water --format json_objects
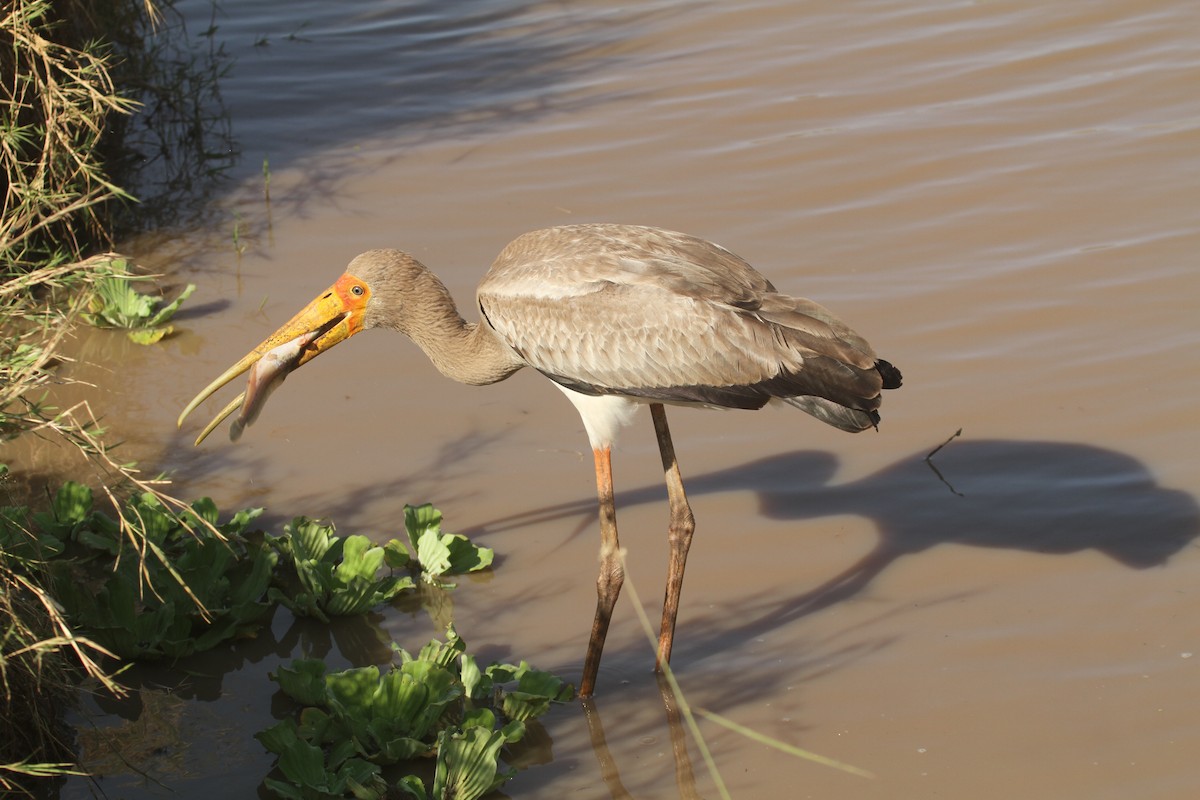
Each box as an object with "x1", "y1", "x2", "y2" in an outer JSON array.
[
  {"x1": 924, "y1": 428, "x2": 964, "y2": 497},
  {"x1": 925, "y1": 428, "x2": 962, "y2": 461}
]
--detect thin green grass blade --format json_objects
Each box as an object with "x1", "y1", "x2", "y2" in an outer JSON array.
[
  {"x1": 617, "y1": 550, "x2": 732, "y2": 800},
  {"x1": 694, "y1": 707, "x2": 874, "y2": 779}
]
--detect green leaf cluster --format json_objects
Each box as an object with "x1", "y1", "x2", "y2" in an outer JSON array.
[
  {"x1": 79, "y1": 256, "x2": 196, "y2": 344},
  {"x1": 267, "y1": 505, "x2": 494, "y2": 621},
  {"x1": 256, "y1": 722, "x2": 387, "y2": 800},
  {"x1": 2, "y1": 482, "x2": 276, "y2": 659},
  {"x1": 385, "y1": 504, "x2": 494, "y2": 586},
  {"x1": 258, "y1": 628, "x2": 571, "y2": 800},
  {"x1": 2, "y1": 490, "x2": 498, "y2": 665},
  {"x1": 267, "y1": 517, "x2": 415, "y2": 622},
  {"x1": 2, "y1": 479, "x2": 563, "y2": 796}
]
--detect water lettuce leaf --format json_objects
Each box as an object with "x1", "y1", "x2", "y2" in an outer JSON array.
[
  {"x1": 385, "y1": 503, "x2": 494, "y2": 585},
  {"x1": 268, "y1": 518, "x2": 415, "y2": 622},
  {"x1": 424, "y1": 718, "x2": 525, "y2": 800},
  {"x1": 39, "y1": 492, "x2": 274, "y2": 660},
  {"x1": 81, "y1": 256, "x2": 195, "y2": 343},
  {"x1": 262, "y1": 629, "x2": 571, "y2": 799}
]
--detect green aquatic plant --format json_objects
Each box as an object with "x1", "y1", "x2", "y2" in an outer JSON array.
[
  {"x1": 80, "y1": 255, "x2": 195, "y2": 344},
  {"x1": 267, "y1": 506, "x2": 494, "y2": 622},
  {"x1": 256, "y1": 722, "x2": 386, "y2": 800},
  {"x1": 385, "y1": 503, "x2": 494, "y2": 586},
  {"x1": 258, "y1": 628, "x2": 571, "y2": 800},
  {"x1": 487, "y1": 661, "x2": 574, "y2": 722},
  {"x1": 267, "y1": 517, "x2": 415, "y2": 622},
  {"x1": 0, "y1": 479, "x2": 88, "y2": 562},
  {"x1": 50, "y1": 490, "x2": 276, "y2": 659},
  {"x1": 1, "y1": 482, "x2": 277, "y2": 660},
  {"x1": 3, "y1": 480, "x2": 510, "y2": 791},
  {"x1": 396, "y1": 711, "x2": 524, "y2": 800},
  {"x1": 2, "y1": 493, "x2": 497, "y2": 663}
]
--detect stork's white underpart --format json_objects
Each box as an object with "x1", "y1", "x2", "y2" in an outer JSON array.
[{"x1": 554, "y1": 384, "x2": 643, "y2": 450}]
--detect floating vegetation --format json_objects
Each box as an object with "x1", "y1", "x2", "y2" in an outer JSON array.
[
  {"x1": 2, "y1": 482, "x2": 545, "y2": 795},
  {"x1": 265, "y1": 504, "x2": 493, "y2": 623},
  {"x1": 1, "y1": 490, "x2": 498, "y2": 663},
  {"x1": 80, "y1": 255, "x2": 196, "y2": 343},
  {"x1": 267, "y1": 517, "x2": 416, "y2": 623},
  {"x1": 1, "y1": 482, "x2": 276, "y2": 660},
  {"x1": 388, "y1": 503, "x2": 495, "y2": 586},
  {"x1": 259, "y1": 627, "x2": 572, "y2": 800}
]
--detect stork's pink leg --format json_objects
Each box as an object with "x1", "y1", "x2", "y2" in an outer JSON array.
[
  {"x1": 650, "y1": 403, "x2": 695, "y2": 672},
  {"x1": 580, "y1": 446, "x2": 624, "y2": 697}
]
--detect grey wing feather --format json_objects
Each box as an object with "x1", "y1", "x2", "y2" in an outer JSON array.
[{"x1": 478, "y1": 224, "x2": 889, "y2": 429}]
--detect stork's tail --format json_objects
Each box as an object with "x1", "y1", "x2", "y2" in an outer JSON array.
[
  {"x1": 782, "y1": 357, "x2": 902, "y2": 433},
  {"x1": 876, "y1": 359, "x2": 903, "y2": 390}
]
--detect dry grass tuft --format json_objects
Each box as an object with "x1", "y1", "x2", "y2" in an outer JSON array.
[{"x1": 0, "y1": 0, "x2": 182, "y2": 787}]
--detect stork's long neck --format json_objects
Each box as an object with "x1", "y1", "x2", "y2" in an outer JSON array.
[{"x1": 391, "y1": 267, "x2": 525, "y2": 386}]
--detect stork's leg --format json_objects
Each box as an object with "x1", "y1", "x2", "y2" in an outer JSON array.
[
  {"x1": 580, "y1": 445, "x2": 623, "y2": 698},
  {"x1": 650, "y1": 403, "x2": 695, "y2": 671}
]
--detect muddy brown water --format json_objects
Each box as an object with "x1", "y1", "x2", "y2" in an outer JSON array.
[{"x1": 29, "y1": 1, "x2": 1198, "y2": 797}]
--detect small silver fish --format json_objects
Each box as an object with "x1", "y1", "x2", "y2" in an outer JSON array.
[{"x1": 229, "y1": 330, "x2": 319, "y2": 441}]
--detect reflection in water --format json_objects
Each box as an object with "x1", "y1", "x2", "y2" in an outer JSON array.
[
  {"x1": 582, "y1": 698, "x2": 633, "y2": 800},
  {"x1": 657, "y1": 676, "x2": 703, "y2": 800},
  {"x1": 85, "y1": 611, "x2": 398, "y2": 724},
  {"x1": 116, "y1": 5, "x2": 235, "y2": 232},
  {"x1": 72, "y1": 609, "x2": 416, "y2": 795},
  {"x1": 474, "y1": 437, "x2": 1198, "y2": 661},
  {"x1": 215, "y1": 1, "x2": 679, "y2": 220},
  {"x1": 72, "y1": 599, "x2": 529, "y2": 794},
  {"x1": 582, "y1": 676, "x2": 703, "y2": 800},
  {"x1": 397, "y1": 581, "x2": 457, "y2": 633}
]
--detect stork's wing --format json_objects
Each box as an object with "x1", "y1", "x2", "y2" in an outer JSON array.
[{"x1": 478, "y1": 225, "x2": 886, "y2": 423}]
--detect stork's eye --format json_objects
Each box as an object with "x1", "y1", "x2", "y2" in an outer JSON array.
[{"x1": 351, "y1": 285, "x2": 365, "y2": 297}]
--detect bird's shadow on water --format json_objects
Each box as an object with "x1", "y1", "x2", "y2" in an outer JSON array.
[
  {"x1": 477, "y1": 437, "x2": 1200, "y2": 675},
  {"x1": 679, "y1": 439, "x2": 1199, "y2": 671}
]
